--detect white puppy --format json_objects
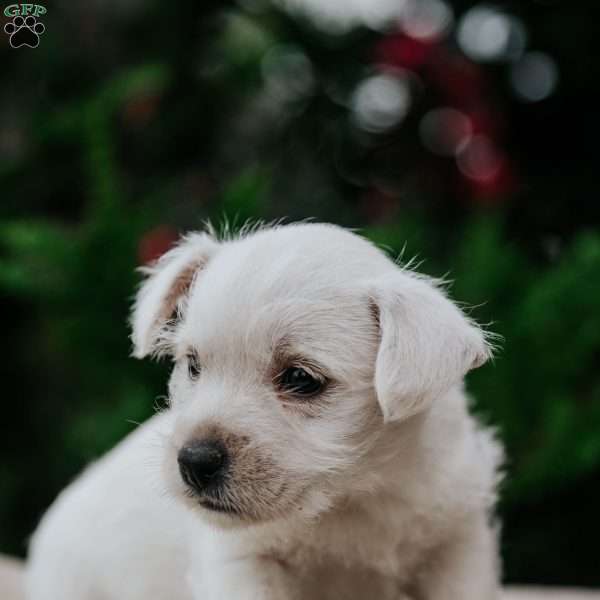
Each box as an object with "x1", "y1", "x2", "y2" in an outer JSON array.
[{"x1": 27, "y1": 222, "x2": 503, "y2": 600}]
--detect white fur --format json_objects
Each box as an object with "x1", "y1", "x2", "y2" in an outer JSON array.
[{"x1": 26, "y1": 222, "x2": 503, "y2": 600}]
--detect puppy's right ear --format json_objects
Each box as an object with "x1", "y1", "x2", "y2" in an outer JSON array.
[
  {"x1": 370, "y1": 272, "x2": 492, "y2": 423},
  {"x1": 130, "y1": 232, "x2": 219, "y2": 359}
]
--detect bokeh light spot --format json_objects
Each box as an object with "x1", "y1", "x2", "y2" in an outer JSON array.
[
  {"x1": 457, "y1": 135, "x2": 502, "y2": 182},
  {"x1": 261, "y1": 45, "x2": 315, "y2": 104},
  {"x1": 351, "y1": 73, "x2": 412, "y2": 133},
  {"x1": 420, "y1": 107, "x2": 472, "y2": 156},
  {"x1": 401, "y1": 0, "x2": 453, "y2": 41},
  {"x1": 457, "y1": 6, "x2": 527, "y2": 62},
  {"x1": 511, "y1": 51, "x2": 559, "y2": 102},
  {"x1": 274, "y1": 0, "x2": 407, "y2": 33}
]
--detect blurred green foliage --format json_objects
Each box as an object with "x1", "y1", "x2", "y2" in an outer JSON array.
[{"x1": 1, "y1": 0, "x2": 599, "y2": 588}]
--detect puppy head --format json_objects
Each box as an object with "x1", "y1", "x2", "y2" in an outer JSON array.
[{"x1": 131, "y1": 223, "x2": 491, "y2": 527}]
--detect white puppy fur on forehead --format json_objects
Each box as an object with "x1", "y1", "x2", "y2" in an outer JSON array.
[
  {"x1": 176, "y1": 225, "x2": 387, "y2": 375},
  {"x1": 28, "y1": 221, "x2": 502, "y2": 600},
  {"x1": 179, "y1": 226, "x2": 385, "y2": 338}
]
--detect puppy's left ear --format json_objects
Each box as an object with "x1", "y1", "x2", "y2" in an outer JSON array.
[
  {"x1": 370, "y1": 273, "x2": 492, "y2": 423},
  {"x1": 130, "y1": 232, "x2": 219, "y2": 359}
]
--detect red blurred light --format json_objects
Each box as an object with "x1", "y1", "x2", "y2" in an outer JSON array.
[
  {"x1": 374, "y1": 34, "x2": 435, "y2": 70},
  {"x1": 457, "y1": 137, "x2": 517, "y2": 200},
  {"x1": 427, "y1": 52, "x2": 486, "y2": 104},
  {"x1": 137, "y1": 225, "x2": 179, "y2": 265}
]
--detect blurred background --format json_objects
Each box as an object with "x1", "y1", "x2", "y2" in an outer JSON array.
[{"x1": 1, "y1": 0, "x2": 599, "y2": 587}]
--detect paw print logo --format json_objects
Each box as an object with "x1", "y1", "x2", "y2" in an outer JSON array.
[{"x1": 4, "y1": 15, "x2": 45, "y2": 48}]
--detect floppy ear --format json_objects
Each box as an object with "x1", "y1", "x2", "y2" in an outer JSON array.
[
  {"x1": 371, "y1": 273, "x2": 492, "y2": 423},
  {"x1": 130, "y1": 232, "x2": 219, "y2": 359}
]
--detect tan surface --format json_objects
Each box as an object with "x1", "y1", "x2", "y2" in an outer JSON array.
[
  {"x1": 0, "y1": 554, "x2": 25, "y2": 600},
  {"x1": 505, "y1": 587, "x2": 600, "y2": 600},
  {"x1": 1, "y1": 555, "x2": 599, "y2": 600}
]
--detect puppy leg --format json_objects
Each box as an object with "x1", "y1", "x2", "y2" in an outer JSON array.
[
  {"x1": 417, "y1": 515, "x2": 500, "y2": 600},
  {"x1": 187, "y1": 524, "x2": 298, "y2": 600},
  {"x1": 190, "y1": 555, "x2": 298, "y2": 600}
]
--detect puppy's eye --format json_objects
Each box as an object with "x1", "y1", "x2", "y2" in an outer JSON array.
[
  {"x1": 186, "y1": 353, "x2": 202, "y2": 380},
  {"x1": 277, "y1": 367, "x2": 324, "y2": 397}
]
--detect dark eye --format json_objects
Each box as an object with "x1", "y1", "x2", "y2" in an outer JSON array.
[
  {"x1": 278, "y1": 367, "x2": 324, "y2": 397},
  {"x1": 187, "y1": 353, "x2": 202, "y2": 380}
]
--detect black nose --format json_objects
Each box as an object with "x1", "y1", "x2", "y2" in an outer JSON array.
[{"x1": 178, "y1": 440, "x2": 228, "y2": 492}]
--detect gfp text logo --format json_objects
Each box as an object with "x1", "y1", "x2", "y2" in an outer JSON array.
[{"x1": 4, "y1": 4, "x2": 46, "y2": 48}]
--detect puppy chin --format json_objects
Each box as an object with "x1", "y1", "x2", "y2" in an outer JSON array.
[
  {"x1": 170, "y1": 484, "x2": 245, "y2": 527},
  {"x1": 194, "y1": 502, "x2": 248, "y2": 530},
  {"x1": 175, "y1": 481, "x2": 318, "y2": 531}
]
